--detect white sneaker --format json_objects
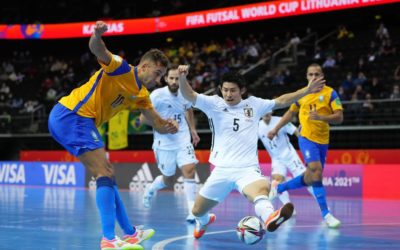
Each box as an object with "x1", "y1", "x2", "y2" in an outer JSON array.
[
  {"x1": 268, "y1": 180, "x2": 279, "y2": 201},
  {"x1": 324, "y1": 213, "x2": 341, "y2": 228},
  {"x1": 123, "y1": 226, "x2": 155, "y2": 245},
  {"x1": 186, "y1": 213, "x2": 196, "y2": 224},
  {"x1": 142, "y1": 188, "x2": 154, "y2": 209}
]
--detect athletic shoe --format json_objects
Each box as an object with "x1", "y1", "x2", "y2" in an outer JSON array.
[
  {"x1": 193, "y1": 213, "x2": 216, "y2": 239},
  {"x1": 268, "y1": 180, "x2": 279, "y2": 201},
  {"x1": 324, "y1": 213, "x2": 341, "y2": 228},
  {"x1": 142, "y1": 188, "x2": 154, "y2": 209},
  {"x1": 100, "y1": 236, "x2": 143, "y2": 250},
  {"x1": 265, "y1": 202, "x2": 294, "y2": 232},
  {"x1": 123, "y1": 226, "x2": 155, "y2": 245}
]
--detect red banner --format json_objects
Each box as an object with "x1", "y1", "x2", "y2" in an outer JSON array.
[{"x1": 0, "y1": 0, "x2": 397, "y2": 39}]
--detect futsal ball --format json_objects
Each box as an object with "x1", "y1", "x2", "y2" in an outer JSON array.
[{"x1": 236, "y1": 216, "x2": 265, "y2": 245}]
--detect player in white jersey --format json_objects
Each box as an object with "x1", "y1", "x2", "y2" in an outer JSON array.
[
  {"x1": 140, "y1": 67, "x2": 200, "y2": 223},
  {"x1": 177, "y1": 65, "x2": 325, "y2": 239},
  {"x1": 258, "y1": 113, "x2": 314, "y2": 213}
]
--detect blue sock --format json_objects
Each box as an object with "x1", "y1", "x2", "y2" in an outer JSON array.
[
  {"x1": 96, "y1": 176, "x2": 116, "y2": 240},
  {"x1": 312, "y1": 181, "x2": 329, "y2": 217},
  {"x1": 113, "y1": 179, "x2": 135, "y2": 235},
  {"x1": 277, "y1": 174, "x2": 307, "y2": 193}
]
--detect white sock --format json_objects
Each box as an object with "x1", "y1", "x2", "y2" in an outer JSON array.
[
  {"x1": 184, "y1": 179, "x2": 196, "y2": 214},
  {"x1": 278, "y1": 191, "x2": 291, "y2": 205},
  {"x1": 148, "y1": 175, "x2": 166, "y2": 193},
  {"x1": 196, "y1": 213, "x2": 210, "y2": 225},
  {"x1": 254, "y1": 195, "x2": 274, "y2": 222}
]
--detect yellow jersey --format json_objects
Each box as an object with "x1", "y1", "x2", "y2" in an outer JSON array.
[
  {"x1": 59, "y1": 54, "x2": 153, "y2": 127},
  {"x1": 289, "y1": 85, "x2": 343, "y2": 144}
]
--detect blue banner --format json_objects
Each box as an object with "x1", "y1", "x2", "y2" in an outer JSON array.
[{"x1": 0, "y1": 162, "x2": 85, "y2": 187}]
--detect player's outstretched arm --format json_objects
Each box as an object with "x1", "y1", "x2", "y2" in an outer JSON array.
[
  {"x1": 89, "y1": 21, "x2": 112, "y2": 65},
  {"x1": 139, "y1": 108, "x2": 178, "y2": 134},
  {"x1": 185, "y1": 109, "x2": 200, "y2": 147},
  {"x1": 178, "y1": 65, "x2": 198, "y2": 104},
  {"x1": 267, "y1": 109, "x2": 296, "y2": 140},
  {"x1": 273, "y1": 77, "x2": 325, "y2": 109}
]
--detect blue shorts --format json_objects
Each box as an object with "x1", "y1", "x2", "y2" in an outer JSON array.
[
  {"x1": 298, "y1": 136, "x2": 329, "y2": 168},
  {"x1": 48, "y1": 103, "x2": 104, "y2": 157}
]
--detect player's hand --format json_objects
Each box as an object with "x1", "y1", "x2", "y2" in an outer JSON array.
[
  {"x1": 94, "y1": 21, "x2": 108, "y2": 37},
  {"x1": 308, "y1": 104, "x2": 320, "y2": 121},
  {"x1": 178, "y1": 65, "x2": 190, "y2": 77},
  {"x1": 164, "y1": 119, "x2": 179, "y2": 134},
  {"x1": 191, "y1": 130, "x2": 200, "y2": 147},
  {"x1": 307, "y1": 76, "x2": 325, "y2": 94},
  {"x1": 267, "y1": 129, "x2": 278, "y2": 140}
]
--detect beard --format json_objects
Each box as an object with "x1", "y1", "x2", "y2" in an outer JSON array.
[{"x1": 168, "y1": 85, "x2": 179, "y2": 93}]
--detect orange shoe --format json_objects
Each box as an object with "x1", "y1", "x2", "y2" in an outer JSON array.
[
  {"x1": 265, "y1": 203, "x2": 294, "y2": 232},
  {"x1": 100, "y1": 237, "x2": 143, "y2": 250},
  {"x1": 193, "y1": 213, "x2": 216, "y2": 239}
]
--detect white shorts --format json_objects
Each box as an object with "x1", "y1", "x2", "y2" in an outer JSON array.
[
  {"x1": 154, "y1": 144, "x2": 198, "y2": 176},
  {"x1": 271, "y1": 150, "x2": 306, "y2": 177},
  {"x1": 199, "y1": 165, "x2": 267, "y2": 202}
]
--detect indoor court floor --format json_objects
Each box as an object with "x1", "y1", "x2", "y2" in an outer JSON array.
[{"x1": 0, "y1": 185, "x2": 399, "y2": 250}]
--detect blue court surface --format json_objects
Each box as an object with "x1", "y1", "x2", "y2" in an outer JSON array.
[{"x1": 1, "y1": 185, "x2": 400, "y2": 250}]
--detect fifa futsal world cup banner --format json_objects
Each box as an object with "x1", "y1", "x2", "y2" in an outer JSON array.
[{"x1": 0, "y1": 0, "x2": 397, "y2": 39}]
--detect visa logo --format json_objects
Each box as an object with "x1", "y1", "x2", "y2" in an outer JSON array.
[
  {"x1": 0, "y1": 163, "x2": 26, "y2": 184},
  {"x1": 42, "y1": 164, "x2": 76, "y2": 185}
]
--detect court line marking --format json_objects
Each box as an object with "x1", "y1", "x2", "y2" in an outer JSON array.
[{"x1": 151, "y1": 222, "x2": 400, "y2": 250}]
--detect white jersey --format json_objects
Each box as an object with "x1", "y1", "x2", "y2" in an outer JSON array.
[
  {"x1": 151, "y1": 86, "x2": 192, "y2": 150},
  {"x1": 195, "y1": 94, "x2": 275, "y2": 168},
  {"x1": 258, "y1": 116, "x2": 297, "y2": 160}
]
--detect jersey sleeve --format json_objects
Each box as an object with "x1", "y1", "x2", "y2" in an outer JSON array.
[
  {"x1": 284, "y1": 122, "x2": 297, "y2": 135},
  {"x1": 252, "y1": 96, "x2": 275, "y2": 117},
  {"x1": 194, "y1": 94, "x2": 217, "y2": 115},
  {"x1": 289, "y1": 102, "x2": 300, "y2": 113},
  {"x1": 98, "y1": 53, "x2": 131, "y2": 75},
  {"x1": 329, "y1": 90, "x2": 343, "y2": 111}
]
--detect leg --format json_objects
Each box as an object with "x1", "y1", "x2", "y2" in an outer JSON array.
[
  {"x1": 143, "y1": 149, "x2": 176, "y2": 208},
  {"x1": 78, "y1": 148, "x2": 116, "y2": 240},
  {"x1": 241, "y1": 177, "x2": 293, "y2": 232},
  {"x1": 181, "y1": 163, "x2": 197, "y2": 221},
  {"x1": 192, "y1": 194, "x2": 218, "y2": 239},
  {"x1": 272, "y1": 174, "x2": 291, "y2": 205},
  {"x1": 304, "y1": 160, "x2": 329, "y2": 216}
]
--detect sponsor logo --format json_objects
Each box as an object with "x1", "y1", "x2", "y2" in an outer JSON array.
[
  {"x1": 319, "y1": 95, "x2": 324, "y2": 102},
  {"x1": 129, "y1": 163, "x2": 154, "y2": 191},
  {"x1": 0, "y1": 163, "x2": 26, "y2": 184},
  {"x1": 42, "y1": 164, "x2": 77, "y2": 185}
]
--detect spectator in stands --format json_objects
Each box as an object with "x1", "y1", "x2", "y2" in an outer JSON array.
[
  {"x1": 335, "y1": 52, "x2": 345, "y2": 67},
  {"x1": 376, "y1": 22, "x2": 390, "y2": 41},
  {"x1": 353, "y1": 72, "x2": 367, "y2": 87},
  {"x1": 337, "y1": 86, "x2": 349, "y2": 101},
  {"x1": 361, "y1": 93, "x2": 374, "y2": 125},
  {"x1": 367, "y1": 77, "x2": 384, "y2": 99},
  {"x1": 322, "y1": 56, "x2": 336, "y2": 68},
  {"x1": 337, "y1": 25, "x2": 354, "y2": 39},
  {"x1": 394, "y1": 65, "x2": 400, "y2": 84},
  {"x1": 390, "y1": 85, "x2": 400, "y2": 100},
  {"x1": 341, "y1": 72, "x2": 354, "y2": 93}
]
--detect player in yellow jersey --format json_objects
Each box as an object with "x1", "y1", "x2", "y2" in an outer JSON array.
[
  {"x1": 268, "y1": 63, "x2": 343, "y2": 228},
  {"x1": 48, "y1": 21, "x2": 178, "y2": 250}
]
